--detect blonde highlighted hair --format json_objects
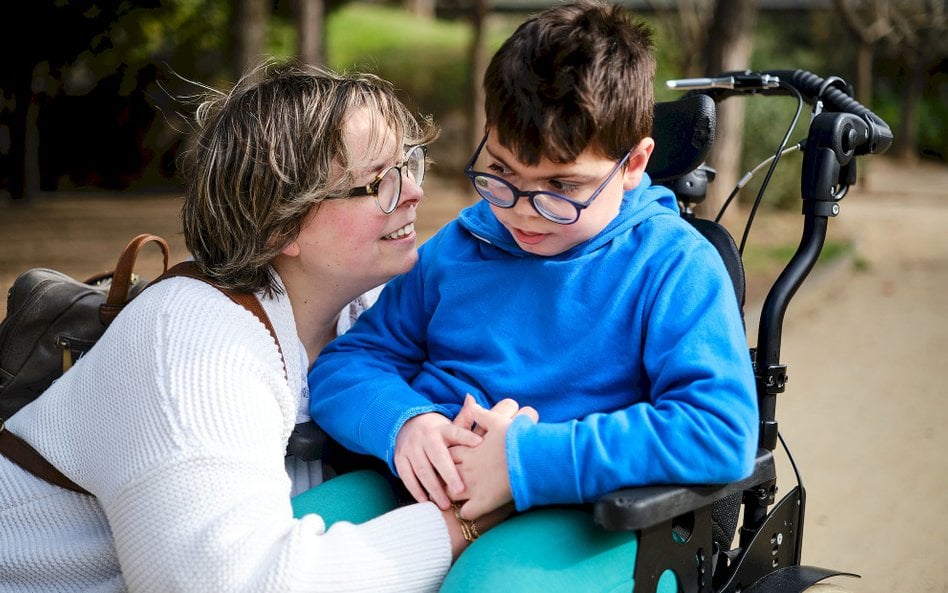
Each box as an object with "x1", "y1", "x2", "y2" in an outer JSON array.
[{"x1": 179, "y1": 62, "x2": 438, "y2": 294}]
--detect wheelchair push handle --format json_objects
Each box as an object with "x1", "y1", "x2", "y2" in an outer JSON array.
[
  {"x1": 667, "y1": 68, "x2": 893, "y2": 157},
  {"x1": 763, "y1": 69, "x2": 893, "y2": 155}
]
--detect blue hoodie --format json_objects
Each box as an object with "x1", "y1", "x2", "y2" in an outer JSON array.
[{"x1": 311, "y1": 176, "x2": 757, "y2": 510}]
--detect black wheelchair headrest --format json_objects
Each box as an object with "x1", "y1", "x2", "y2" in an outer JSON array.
[{"x1": 646, "y1": 94, "x2": 716, "y2": 184}]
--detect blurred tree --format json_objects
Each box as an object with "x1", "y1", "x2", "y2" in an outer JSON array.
[
  {"x1": 406, "y1": 0, "x2": 437, "y2": 19},
  {"x1": 233, "y1": 0, "x2": 271, "y2": 78},
  {"x1": 296, "y1": 0, "x2": 327, "y2": 65},
  {"x1": 647, "y1": 0, "x2": 713, "y2": 77},
  {"x1": 700, "y1": 0, "x2": 757, "y2": 221},
  {"x1": 0, "y1": 0, "x2": 235, "y2": 199},
  {"x1": 467, "y1": 0, "x2": 489, "y2": 151},
  {"x1": 835, "y1": 0, "x2": 947, "y2": 161},
  {"x1": 833, "y1": 0, "x2": 893, "y2": 106},
  {"x1": 0, "y1": 0, "x2": 154, "y2": 198}
]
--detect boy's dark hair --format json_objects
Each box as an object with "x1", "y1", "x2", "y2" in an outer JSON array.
[{"x1": 483, "y1": 0, "x2": 655, "y2": 165}]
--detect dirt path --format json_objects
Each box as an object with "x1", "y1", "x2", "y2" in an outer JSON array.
[
  {"x1": 765, "y1": 158, "x2": 948, "y2": 592},
  {"x1": 2, "y1": 159, "x2": 947, "y2": 591}
]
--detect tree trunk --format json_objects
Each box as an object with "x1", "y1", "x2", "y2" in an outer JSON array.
[
  {"x1": 855, "y1": 41, "x2": 873, "y2": 106},
  {"x1": 467, "y1": 0, "x2": 488, "y2": 151},
  {"x1": 233, "y1": 0, "x2": 269, "y2": 80},
  {"x1": 895, "y1": 60, "x2": 924, "y2": 163},
  {"x1": 406, "y1": 0, "x2": 435, "y2": 20},
  {"x1": 296, "y1": 0, "x2": 325, "y2": 66},
  {"x1": 697, "y1": 0, "x2": 757, "y2": 223}
]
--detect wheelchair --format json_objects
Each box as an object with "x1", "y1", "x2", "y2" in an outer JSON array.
[{"x1": 592, "y1": 69, "x2": 893, "y2": 593}]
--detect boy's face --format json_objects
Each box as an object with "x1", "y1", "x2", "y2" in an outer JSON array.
[{"x1": 474, "y1": 130, "x2": 654, "y2": 256}]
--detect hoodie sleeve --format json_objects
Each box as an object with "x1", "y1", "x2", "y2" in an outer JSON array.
[
  {"x1": 504, "y1": 233, "x2": 758, "y2": 510},
  {"x1": 309, "y1": 244, "x2": 451, "y2": 473}
]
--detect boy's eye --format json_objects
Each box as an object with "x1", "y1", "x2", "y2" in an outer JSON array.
[
  {"x1": 548, "y1": 179, "x2": 580, "y2": 195},
  {"x1": 487, "y1": 162, "x2": 512, "y2": 177}
]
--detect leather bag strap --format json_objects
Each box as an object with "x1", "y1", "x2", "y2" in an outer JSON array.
[
  {"x1": 151, "y1": 261, "x2": 286, "y2": 378},
  {"x1": 99, "y1": 233, "x2": 171, "y2": 325},
  {"x1": 0, "y1": 419, "x2": 90, "y2": 494}
]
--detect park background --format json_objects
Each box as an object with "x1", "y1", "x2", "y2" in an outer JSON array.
[{"x1": 1, "y1": 1, "x2": 947, "y2": 592}]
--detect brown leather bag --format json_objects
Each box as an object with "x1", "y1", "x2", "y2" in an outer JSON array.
[
  {"x1": 0, "y1": 234, "x2": 284, "y2": 495},
  {"x1": 0, "y1": 234, "x2": 171, "y2": 420}
]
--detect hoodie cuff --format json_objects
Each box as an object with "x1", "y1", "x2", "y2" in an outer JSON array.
[{"x1": 505, "y1": 415, "x2": 581, "y2": 510}]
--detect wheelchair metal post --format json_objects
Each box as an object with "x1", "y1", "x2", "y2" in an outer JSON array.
[{"x1": 754, "y1": 111, "x2": 858, "y2": 453}]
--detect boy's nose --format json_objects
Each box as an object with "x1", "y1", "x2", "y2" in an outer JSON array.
[{"x1": 512, "y1": 194, "x2": 539, "y2": 218}]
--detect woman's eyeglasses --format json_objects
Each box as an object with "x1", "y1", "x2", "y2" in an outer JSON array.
[{"x1": 332, "y1": 145, "x2": 428, "y2": 214}]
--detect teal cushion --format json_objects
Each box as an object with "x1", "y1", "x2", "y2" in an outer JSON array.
[
  {"x1": 291, "y1": 469, "x2": 398, "y2": 527},
  {"x1": 440, "y1": 508, "x2": 677, "y2": 593}
]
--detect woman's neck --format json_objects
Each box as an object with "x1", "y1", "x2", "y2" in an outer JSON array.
[{"x1": 277, "y1": 271, "x2": 359, "y2": 367}]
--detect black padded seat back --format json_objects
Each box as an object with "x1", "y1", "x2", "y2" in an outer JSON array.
[
  {"x1": 689, "y1": 218, "x2": 746, "y2": 313},
  {"x1": 647, "y1": 94, "x2": 716, "y2": 184}
]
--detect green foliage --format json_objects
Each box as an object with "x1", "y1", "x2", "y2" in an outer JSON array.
[
  {"x1": 326, "y1": 4, "x2": 515, "y2": 117},
  {"x1": 327, "y1": 4, "x2": 469, "y2": 115},
  {"x1": 918, "y1": 80, "x2": 948, "y2": 160},
  {"x1": 737, "y1": 95, "x2": 809, "y2": 211},
  {"x1": 743, "y1": 239, "x2": 852, "y2": 274}
]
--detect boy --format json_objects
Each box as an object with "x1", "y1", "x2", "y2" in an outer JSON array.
[{"x1": 310, "y1": 0, "x2": 756, "y2": 550}]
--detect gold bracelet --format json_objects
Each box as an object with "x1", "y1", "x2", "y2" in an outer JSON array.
[{"x1": 452, "y1": 503, "x2": 480, "y2": 542}]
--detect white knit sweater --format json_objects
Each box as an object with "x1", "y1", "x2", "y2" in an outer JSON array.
[{"x1": 0, "y1": 276, "x2": 450, "y2": 592}]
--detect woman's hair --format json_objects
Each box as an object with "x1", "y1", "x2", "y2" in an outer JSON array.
[
  {"x1": 483, "y1": 0, "x2": 655, "y2": 165},
  {"x1": 179, "y1": 62, "x2": 438, "y2": 294}
]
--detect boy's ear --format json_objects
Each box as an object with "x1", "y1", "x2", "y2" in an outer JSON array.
[{"x1": 621, "y1": 137, "x2": 655, "y2": 190}]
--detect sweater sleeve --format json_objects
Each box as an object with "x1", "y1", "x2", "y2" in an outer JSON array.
[
  {"x1": 310, "y1": 249, "x2": 449, "y2": 473},
  {"x1": 505, "y1": 240, "x2": 758, "y2": 510},
  {"x1": 64, "y1": 280, "x2": 451, "y2": 593}
]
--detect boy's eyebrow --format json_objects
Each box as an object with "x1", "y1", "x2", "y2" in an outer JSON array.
[{"x1": 484, "y1": 144, "x2": 596, "y2": 182}]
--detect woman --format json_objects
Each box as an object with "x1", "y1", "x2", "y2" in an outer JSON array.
[{"x1": 0, "y1": 63, "x2": 520, "y2": 592}]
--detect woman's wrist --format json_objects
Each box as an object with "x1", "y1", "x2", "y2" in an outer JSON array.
[
  {"x1": 442, "y1": 501, "x2": 516, "y2": 561},
  {"x1": 452, "y1": 502, "x2": 480, "y2": 542},
  {"x1": 442, "y1": 506, "x2": 472, "y2": 561}
]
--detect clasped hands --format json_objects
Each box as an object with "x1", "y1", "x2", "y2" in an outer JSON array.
[{"x1": 393, "y1": 395, "x2": 538, "y2": 521}]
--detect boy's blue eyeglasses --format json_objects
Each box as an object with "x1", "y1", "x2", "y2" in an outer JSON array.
[
  {"x1": 330, "y1": 145, "x2": 427, "y2": 214},
  {"x1": 464, "y1": 134, "x2": 631, "y2": 225}
]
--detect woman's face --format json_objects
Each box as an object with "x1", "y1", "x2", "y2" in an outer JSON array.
[{"x1": 287, "y1": 109, "x2": 424, "y2": 296}]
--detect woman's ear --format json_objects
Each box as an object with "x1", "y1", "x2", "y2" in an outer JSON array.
[
  {"x1": 622, "y1": 137, "x2": 655, "y2": 190},
  {"x1": 280, "y1": 240, "x2": 301, "y2": 258}
]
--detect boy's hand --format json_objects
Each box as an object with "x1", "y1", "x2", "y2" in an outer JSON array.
[
  {"x1": 394, "y1": 412, "x2": 482, "y2": 510},
  {"x1": 453, "y1": 395, "x2": 534, "y2": 437},
  {"x1": 451, "y1": 396, "x2": 538, "y2": 520}
]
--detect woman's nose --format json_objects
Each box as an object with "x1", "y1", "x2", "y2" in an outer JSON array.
[{"x1": 400, "y1": 174, "x2": 424, "y2": 206}]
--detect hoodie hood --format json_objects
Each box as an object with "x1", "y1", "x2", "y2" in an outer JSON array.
[{"x1": 457, "y1": 173, "x2": 678, "y2": 259}]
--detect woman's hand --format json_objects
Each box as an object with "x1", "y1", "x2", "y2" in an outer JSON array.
[
  {"x1": 450, "y1": 396, "x2": 538, "y2": 520},
  {"x1": 394, "y1": 412, "x2": 482, "y2": 510}
]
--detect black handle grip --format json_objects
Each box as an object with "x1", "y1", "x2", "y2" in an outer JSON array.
[{"x1": 760, "y1": 69, "x2": 892, "y2": 155}]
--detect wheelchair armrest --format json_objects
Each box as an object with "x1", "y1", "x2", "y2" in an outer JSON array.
[{"x1": 593, "y1": 449, "x2": 775, "y2": 532}]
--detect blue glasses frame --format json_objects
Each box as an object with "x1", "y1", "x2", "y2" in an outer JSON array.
[{"x1": 463, "y1": 135, "x2": 631, "y2": 225}]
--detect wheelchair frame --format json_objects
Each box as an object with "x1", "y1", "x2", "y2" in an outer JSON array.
[{"x1": 592, "y1": 70, "x2": 892, "y2": 593}]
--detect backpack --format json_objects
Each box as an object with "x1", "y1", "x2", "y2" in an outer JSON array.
[
  {"x1": 0, "y1": 233, "x2": 292, "y2": 495},
  {"x1": 0, "y1": 233, "x2": 171, "y2": 421}
]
